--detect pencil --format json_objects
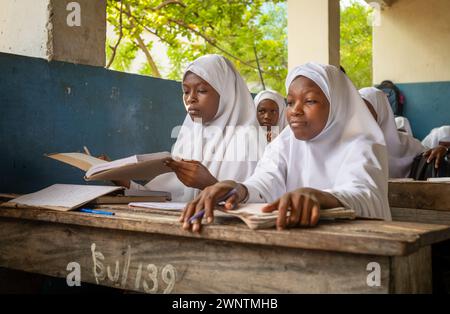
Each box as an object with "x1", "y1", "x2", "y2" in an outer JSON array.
[
  {"x1": 189, "y1": 188, "x2": 237, "y2": 223},
  {"x1": 83, "y1": 146, "x2": 91, "y2": 156}
]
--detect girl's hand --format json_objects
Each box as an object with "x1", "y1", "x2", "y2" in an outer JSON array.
[
  {"x1": 180, "y1": 181, "x2": 247, "y2": 233},
  {"x1": 165, "y1": 159, "x2": 217, "y2": 190},
  {"x1": 423, "y1": 145, "x2": 449, "y2": 169},
  {"x1": 262, "y1": 188, "x2": 342, "y2": 230}
]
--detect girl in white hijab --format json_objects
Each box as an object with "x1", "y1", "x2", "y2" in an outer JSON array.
[
  {"x1": 395, "y1": 116, "x2": 414, "y2": 136},
  {"x1": 181, "y1": 63, "x2": 391, "y2": 233},
  {"x1": 253, "y1": 90, "x2": 288, "y2": 142},
  {"x1": 129, "y1": 54, "x2": 263, "y2": 201},
  {"x1": 422, "y1": 126, "x2": 450, "y2": 149},
  {"x1": 359, "y1": 87, "x2": 426, "y2": 178}
]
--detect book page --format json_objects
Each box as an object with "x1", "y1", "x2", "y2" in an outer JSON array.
[
  {"x1": 46, "y1": 153, "x2": 107, "y2": 171},
  {"x1": 231, "y1": 203, "x2": 276, "y2": 216},
  {"x1": 4, "y1": 184, "x2": 123, "y2": 211},
  {"x1": 129, "y1": 202, "x2": 186, "y2": 211},
  {"x1": 86, "y1": 152, "x2": 172, "y2": 180},
  {"x1": 223, "y1": 204, "x2": 355, "y2": 229}
]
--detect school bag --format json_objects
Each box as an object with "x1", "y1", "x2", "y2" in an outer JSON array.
[
  {"x1": 409, "y1": 152, "x2": 450, "y2": 180},
  {"x1": 377, "y1": 80, "x2": 405, "y2": 116}
]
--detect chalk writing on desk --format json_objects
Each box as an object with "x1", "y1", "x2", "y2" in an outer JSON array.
[{"x1": 90, "y1": 243, "x2": 177, "y2": 293}]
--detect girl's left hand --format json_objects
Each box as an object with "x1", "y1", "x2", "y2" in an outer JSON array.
[
  {"x1": 165, "y1": 159, "x2": 217, "y2": 190},
  {"x1": 262, "y1": 188, "x2": 321, "y2": 230}
]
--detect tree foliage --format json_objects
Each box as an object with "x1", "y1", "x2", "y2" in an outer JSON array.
[
  {"x1": 106, "y1": 0, "x2": 373, "y2": 92},
  {"x1": 340, "y1": 1, "x2": 373, "y2": 88},
  {"x1": 106, "y1": 0, "x2": 287, "y2": 93}
]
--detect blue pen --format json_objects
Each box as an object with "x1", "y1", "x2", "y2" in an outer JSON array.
[
  {"x1": 189, "y1": 188, "x2": 237, "y2": 223},
  {"x1": 79, "y1": 208, "x2": 115, "y2": 216}
]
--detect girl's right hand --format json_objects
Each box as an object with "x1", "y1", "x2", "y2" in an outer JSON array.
[{"x1": 179, "y1": 180, "x2": 247, "y2": 233}]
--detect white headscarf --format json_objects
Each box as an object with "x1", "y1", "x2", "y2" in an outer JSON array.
[
  {"x1": 254, "y1": 90, "x2": 289, "y2": 131},
  {"x1": 395, "y1": 116, "x2": 414, "y2": 137},
  {"x1": 244, "y1": 63, "x2": 391, "y2": 220},
  {"x1": 422, "y1": 126, "x2": 450, "y2": 149},
  {"x1": 141, "y1": 54, "x2": 262, "y2": 201},
  {"x1": 359, "y1": 87, "x2": 425, "y2": 178}
]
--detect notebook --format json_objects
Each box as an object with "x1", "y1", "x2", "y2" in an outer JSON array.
[
  {"x1": 128, "y1": 202, "x2": 356, "y2": 229},
  {"x1": 3, "y1": 184, "x2": 124, "y2": 211}
]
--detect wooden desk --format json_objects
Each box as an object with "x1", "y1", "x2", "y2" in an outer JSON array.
[
  {"x1": 389, "y1": 181, "x2": 450, "y2": 224},
  {"x1": 0, "y1": 205, "x2": 449, "y2": 294}
]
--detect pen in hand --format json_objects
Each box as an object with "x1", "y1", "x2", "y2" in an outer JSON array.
[{"x1": 188, "y1": 188, "x2": 238, "y2": 224}]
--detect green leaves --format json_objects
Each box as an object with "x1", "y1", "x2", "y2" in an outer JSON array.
[
  {"x1": 340, "y1": 1, "x2": 373, "y2": 88},
  {"x1": 106, "y1": 0, "x2": 287, "y2": 93}
]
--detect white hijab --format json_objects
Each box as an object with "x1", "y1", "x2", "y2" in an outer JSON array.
[
  {"x1": 143, "y1": 54, "x2": 262, "y2": 201},
  {"x1": 395, "y1": 116, "x2": 413, "y2": 137},
  {"x1": 359, "y1": 87, "x2": 425, "y2": 178},
  {"x1": 254, "y1": 90, "x2": 289, "y2": 131},
  {"x1": 422, "y1": 126, "x2": 450, "y2": 149},
  {"x1": 244, "y1": 63, "x2": 391, "y2": 220}
]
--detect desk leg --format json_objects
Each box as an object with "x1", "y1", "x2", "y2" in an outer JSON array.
[{"x1": 389, "y1": 246, "x2": 432, "y2": 293}]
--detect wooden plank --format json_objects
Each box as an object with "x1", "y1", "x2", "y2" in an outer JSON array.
[
  {"x1": 390, "y1": 246, "x2": 432, "y2": 293},
  {"x1": 0, "y1": 218, "x2": 393, "y2": 293},
  {"x1": 389, "y1": 181, "x2": 450, "y2": 211},
  {"x1": 391, "y1": 207, "x2": 450, "y2": 225},
  {"x1": 1, "y1": 206, "x2": 450, "y2": 256}
]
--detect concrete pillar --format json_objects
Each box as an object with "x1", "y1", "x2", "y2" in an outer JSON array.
[
  {"x1": 287, "y1": 0, "x2": 340, "y2": 70},
  {"x1": 0, "y1": 0, "x2": 106, "y2": 66},
  {"x1": 371, "y1": 0, "x2": 450, "y2": 84}
]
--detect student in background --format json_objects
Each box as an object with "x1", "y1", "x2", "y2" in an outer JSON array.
[
  {"x1": 126, "y1": 54, "x2": 263, "y2": 201},
  {"x1": 422, "y1": 126, "x2": 450, "y2": 148},
  {"x1": 395, "y1": 116, "x2": 414, "y2": 137},
  {"x1": 180, "y1": 63, "x2": 391, "y2": 232},
  {"x1": 360, "y1": 87, "x2": 425, "y2": 177},
  {"x1": 360, "y1": 87, "x2": 448, "y2": 173},
  {"x1": 254, "y1": 90, "x2": 288, "y2": 143}
]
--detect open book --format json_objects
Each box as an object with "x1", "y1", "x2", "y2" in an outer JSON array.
[
  {"x1": 46, "y1": 152, "x2": 173, "y2": 181},
  {"x1": 2, "y1": 184, "x2": 124, "y2": 211},
  {"x1": 128, "y1": 202, "x2": 356, "y2": 230}
]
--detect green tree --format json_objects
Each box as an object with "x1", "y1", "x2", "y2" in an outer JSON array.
[
  {"x1": 340, "y1": 1, "x2": 373, "y2": 88},
  {"x1": 106, "y1": 0, "x2": 287, "y2": 93}
]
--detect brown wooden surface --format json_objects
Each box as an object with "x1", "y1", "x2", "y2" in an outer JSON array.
[
  {"x1": 388, "y1": 181, "x2": 450, "y2": 211},
  {"x1": 1, "y1": 206, "x2": 450, "y2": 256},
  {"x1": 390, "y1": 246, "x2": 432, "y2": 293},
  {"x1": 0, "y1": 217, "x2": 409, "y2": 293},
  {"x1": 391, "y1": 207, "x2": 450, "y2": 225}
]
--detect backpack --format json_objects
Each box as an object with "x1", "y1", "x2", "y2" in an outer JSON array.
[
  {"x1": 377, "y1": 80, "x2": 405, "y2": 116},
  {"x1": 409, "y1": 153, "x2": 450, "y2": 180}
]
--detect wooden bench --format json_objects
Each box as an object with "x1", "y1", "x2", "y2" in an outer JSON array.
[
  {"x1": 1, "y1": 205, "x2": 449, "y2": 293},
  {"x1": 389, "y1": 180, "x2": 450, "y2": 224}
]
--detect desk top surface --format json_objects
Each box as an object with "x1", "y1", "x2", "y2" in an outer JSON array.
[
  {"x1": 0, "y1": 205, "x2": 450, "y2": 256},
  {"x1": 1, "y1": 205, "x2": 449, "y2": 257}
]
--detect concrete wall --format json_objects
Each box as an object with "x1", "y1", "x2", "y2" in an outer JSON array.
[
  {"x1": 398, "y1": 81, "x2": 450, "y2": 140},
  {"x1": 373, "y1": 0, "x2": 450, "y2": 84},
  {"x1": 50, "y1": 0, "x2": 106, "y2": 66},
  {"x1": 0, "y1": 0, "x2": 51, "y2": 59},
  {"x1": 0, "y1": 52, "x2": 186, "y2": 193},
  {"x1": 287, "y1": 0, "x2": 340, "y2": 69},
  {"x1": 372, "y1": 0, "x2": 450, "y2": 138},
  {"x1": 0, "y1": 0, "x2": 106, "y2": 66}
]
